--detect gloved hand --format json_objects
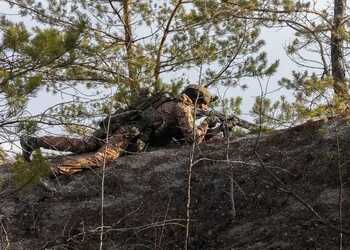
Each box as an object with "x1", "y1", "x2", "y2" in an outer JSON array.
[{"x1": 205, "y1": 114, "x2": 221, "y2": 128}]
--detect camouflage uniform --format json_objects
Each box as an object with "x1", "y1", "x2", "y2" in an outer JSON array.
[{"x1": 22, "y1": 92, "x2": 209, "y2": 175}]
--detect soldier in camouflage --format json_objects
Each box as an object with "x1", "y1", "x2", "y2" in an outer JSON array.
[{"x1": 20, "y1": 85, "x2": 215, "y2": 175}]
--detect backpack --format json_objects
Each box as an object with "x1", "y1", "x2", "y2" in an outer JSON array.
[{"x1": 93, "y1": 91, "x2": 175, "y2": 139}]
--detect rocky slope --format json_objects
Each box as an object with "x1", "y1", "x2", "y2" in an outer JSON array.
[{"x1": 0, "y1": 117, "x2": 350, "y2": 249}]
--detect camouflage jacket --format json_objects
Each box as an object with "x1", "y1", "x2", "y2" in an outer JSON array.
[
  {"x1": 145, "y1": 94, "x2": 208, "y2": 144},
  {"x1": 93, "y1": 93, "x2": 208, "y2": 145}
]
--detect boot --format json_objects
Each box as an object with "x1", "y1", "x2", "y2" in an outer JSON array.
[{"x1": 20, "y1": 135, "x2": 39, "y2": 161}]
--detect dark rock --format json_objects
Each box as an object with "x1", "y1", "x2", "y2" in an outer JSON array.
[{"x1": 0, "y1": 117, "x2": 350, "y2": 249}]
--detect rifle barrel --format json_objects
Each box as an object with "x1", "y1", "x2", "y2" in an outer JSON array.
[{"x1": 196, "y1": 110, "x2": 258, "y2": 130}]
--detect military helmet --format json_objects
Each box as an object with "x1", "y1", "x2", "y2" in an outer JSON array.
[{"x1": 182, "y1": 84, "x2": 213, "y2": 104}]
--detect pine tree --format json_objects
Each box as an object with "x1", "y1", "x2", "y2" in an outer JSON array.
[
  {"x1": 219, "y1": 0, "x2": 350, "y2": 125},
  {"x1": 274, "y1": 0, "x2": 350, "y2": 114},
  {"x1": 0, "y1": 0, "x2": 278, "y2": 134}
]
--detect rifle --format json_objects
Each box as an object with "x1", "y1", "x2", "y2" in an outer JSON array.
[{"x1": 196, "y1": 110, "x2": 260, "y2": 137}]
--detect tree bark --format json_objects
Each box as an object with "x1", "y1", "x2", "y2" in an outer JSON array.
[
  {"x1": 123, "y1": 0, "x2": 138, "y2": 92},
  {"x1": 154, "y1": 0, "x2": 183, "y2": 87},
  {"x1": 331, "y1": 0, "x2": 349, "y2": 98}
]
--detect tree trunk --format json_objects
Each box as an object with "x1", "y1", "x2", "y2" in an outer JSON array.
[
  {"x1": 331, "y1": 0, "x2": 349, "y2": 98},
  {"x1": 123, "y1": 0, "x2": 138, "y2": 92}
]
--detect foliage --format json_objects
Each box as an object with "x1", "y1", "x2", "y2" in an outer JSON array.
[
  {"x1": 277, "y1": 0, "x2": 350, "y2": 105},
  {"x1": 237, "y1": 0, "x2": 350, "y2": 124},
  {"x1": 12, "y1": 150, "x2": 51, "y2": 189},
  {"x1": 0, "y1": 149, "x2": 7, "y2": 165},
  {"x1": 214, "y1": 96, "x2": 243, "y2": 116},
  {"x1": 251, "y1": 96, "x2": 297, "y2": 128},
  {"x1": 0, "y1": 0, "x2": 348, "y2": 155},
  {"x1": 0, "y1": 0, "x2": 282, "y2": 149}
]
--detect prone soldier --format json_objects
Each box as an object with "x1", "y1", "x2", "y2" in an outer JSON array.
[{"x1": 20, "y1": 85, "x2": 216, "y2": 175}]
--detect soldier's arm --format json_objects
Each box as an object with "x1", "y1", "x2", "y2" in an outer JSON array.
[{"x1": 175, "y1": 101, "x2": 208, "y2": 144}]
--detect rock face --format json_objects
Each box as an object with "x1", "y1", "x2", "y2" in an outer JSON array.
[{"x1": 1, "y1": 118, "x2": 350, "y2": 249}]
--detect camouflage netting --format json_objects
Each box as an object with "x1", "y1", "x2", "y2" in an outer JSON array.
[{"x1": 0, "y1": 117, "x2": 350, "y2": 249}]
